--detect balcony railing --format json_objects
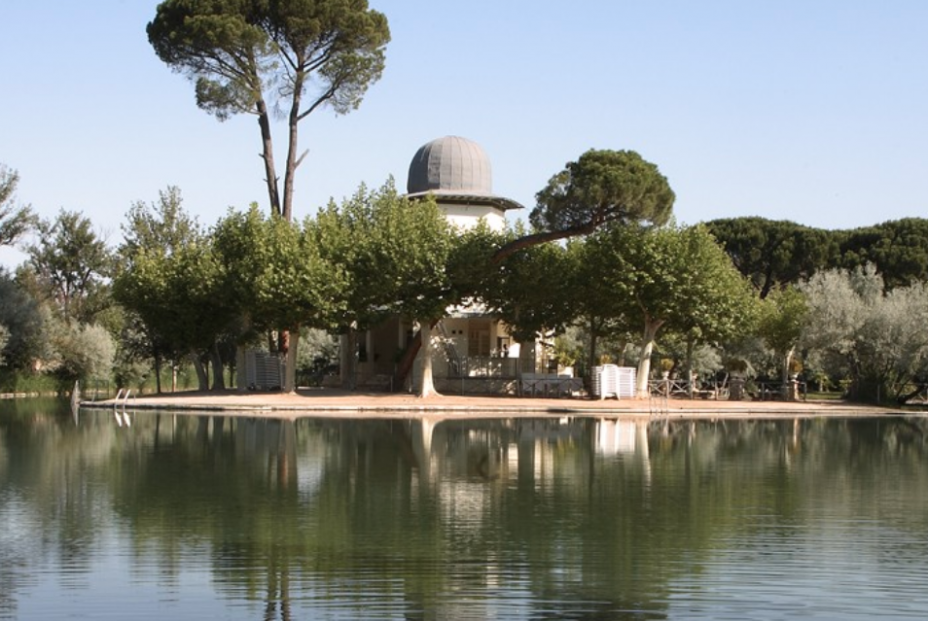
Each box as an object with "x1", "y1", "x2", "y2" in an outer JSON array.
[{"x1": 447, "y1": 356, "x2": 529, "y2": 379}]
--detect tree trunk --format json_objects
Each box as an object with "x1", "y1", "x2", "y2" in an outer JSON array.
[
  {"x1": 394, "y1": 320, "x2": 441, "y2": 391},
  {"x1": 342, "y1": 327, "x2": 358, "y2": 390},
  {"x1": 154, "y1": 353, "x2": 163, "y2": 394},
  {"x1": 417, "y1": 321, "x2": 440, "y2": 398},
  {"x1": 781, "y1": 346, "x2": 795, "y2": 385},
  {"x1": 282, "y1": 68, "x2": 306, "y2": 223},
  {"x1": 282, "y1": 327, "x2": 299, "y2": 393},
  {"x1": 255, "y1": 99, "x2": 281, "y2": 217},
  {"x1": 587, "y1": 314, "x2": 599, "y2": 372},
  {"x1": 491, "y1": 216, "x2": 605, "y2": 264},
  {"x1": 586, "y1": 314, "x2": 600, "y2": 393},
  {"x1": 192, "y1": 353, "x2": 209, "y2": 392},
  {"x1": 236, "y1": 346, "x2": 247, "y2": 392},
  {"x1": 210, "y1": 343, "x2": 225, "y2": 391},
  {"x1": 635, "y1": 317, "x2": 664, "y2": 398},
  {"x1": 685, "y1": 339, "x2": 695, "y2": 399},
  {"x1": 781, "y1": 346, "x2": 795, "y2": 400}
]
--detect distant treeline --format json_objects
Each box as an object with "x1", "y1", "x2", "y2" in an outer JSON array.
[{"x1": 705, "y1": 216, "x2": 928, "y2": 296}]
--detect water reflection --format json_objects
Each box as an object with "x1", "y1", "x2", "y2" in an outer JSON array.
[{"x1": 1, "y1": 401, "x2": 927, "y2": 620}]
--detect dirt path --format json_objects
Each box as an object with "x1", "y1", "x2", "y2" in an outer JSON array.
[{"x1": 81, "y1": 387, "x2": 907, "y2": 420}]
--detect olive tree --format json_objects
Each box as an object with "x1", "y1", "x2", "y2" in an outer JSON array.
[
  {"x1": 49, "y1": 322, "x2": 116, "y2": 383},
  {"x1": 800, "y1": 264, "x2": 928, "y2": 403}
]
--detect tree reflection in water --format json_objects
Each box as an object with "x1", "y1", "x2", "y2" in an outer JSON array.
[{"x1": 1, "y1": 401, "x2": 927, "y2": 620}]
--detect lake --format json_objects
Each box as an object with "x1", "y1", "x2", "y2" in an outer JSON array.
[{"x1": 1, "y1": 399, "x2": 927, "y2": 620}]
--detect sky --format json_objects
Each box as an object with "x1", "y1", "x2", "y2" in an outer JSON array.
[{"x1": 2, "y1": 1, "x2": 927, "y2": 268}]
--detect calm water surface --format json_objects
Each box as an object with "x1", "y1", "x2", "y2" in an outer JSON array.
[{"x1": 1, "y1": 399, "x2": 927, "y2": 620}]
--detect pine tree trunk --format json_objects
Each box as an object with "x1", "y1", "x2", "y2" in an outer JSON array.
[
  {"x1": 282, "y1": 69, "x2": 306, "y2": 223},
  {"x1": 255, "y1": 99, "x2": 281, "y2": 217}
]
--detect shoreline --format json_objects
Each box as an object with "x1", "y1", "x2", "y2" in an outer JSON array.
[{"x1": 78, "y1": 387, "x2": 914, "y2": 420}]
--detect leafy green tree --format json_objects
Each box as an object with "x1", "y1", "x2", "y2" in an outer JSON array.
[
  {"x1": 757, "y1": 286, "x2": 808, "y2": 385},
  {"x1": 481, "y1": 233, "x2": 577, "y2": 343},
  {"x1": 566, "y1": 239, "x2": 637, "y2": 374},
  {"x1": 362, "y1": 190, "x2": 455, "y2": 397},
  {"x1": 391, "y1": 217, "x2": 506, "y2": 393},
  {"x1": 213, "y1": 205, "x2": 341, "y2": 391},
  {"x1": 312, "y1": 180, "x2": 464, "y2": 395},
  {"x1": 368, "y1": 193, "x2": 455, "y2": 398},
  {"x1": 705, "y1": 217, "x2": 836, "y2": 298},
  {"x1": 114, "y1": 217, "x2": 228, "y2": 391},
  {"x1": 585, "y1": 223, "x2": 755, "y2": 397},
  {"x1": 148, "y1": 0, "x2": 390, "y2": 222},
  {"x1": 0, "y1": 164, "x2": 36, "y2": 248},
  {"x1": 123, "y1": 186, "x2": 200, "y2": 257},
  {"x1": 0, "y1": 271, "x2": 45, "y2": 370},
  {"x1": 493, "y1": 149, "x2": 674, "y2": 262},
  {"x1": 27, "y1": 209, "x2": 110, "y2": 324},
  {"x1": 312, "y1": 182, "x2": 400, "y2": 388},
  {"x1": 116, "y1": 187, "x2": 203, "y2": 392}
]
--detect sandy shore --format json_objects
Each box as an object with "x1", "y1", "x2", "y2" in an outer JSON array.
[{"x1": 79, "y1": 387, "x2": 911, "y2": 420}]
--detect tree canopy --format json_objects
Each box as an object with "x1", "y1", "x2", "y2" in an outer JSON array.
[
  {"x1": 27, "y1": 209, "x2": 110, "y2": 324},
  {"x1": 584, "y1": 223, "x2": 755, "y2": 396},
  {"x1": 148, "y1": 0, "x2": 390, "y2": 221},
  {"x1": 705, "y1": 217, "x2": 836, "y2": 298},
  {"x1": 311, "y1": 180, "x2": 458, "y2": 395},
  {"x1": 115, "y1": 188, "x2": 210, "y2": 391},
  {"x1": 481, "y1": 235, "x2": 577, "y2": 343},
  {"x1": 0, "y1": 271, "x2": 45, "y2": 370},
  {"x1": 756, "y1": 285, "x2": 808, "y2": 382},
  {"x1": 0, "y1": 164, "x2": 36, "y2": 247},
  {"x1": 835, "y1": 218, "x2": 928, "y2": 289},
  {"x1": 493, "y1": 149, "x2": 674, "y2": 262}
]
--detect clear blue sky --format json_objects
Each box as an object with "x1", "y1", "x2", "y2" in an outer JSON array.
[{"x1": 2, "y1": 1, "x2": 927, "y2": 268}]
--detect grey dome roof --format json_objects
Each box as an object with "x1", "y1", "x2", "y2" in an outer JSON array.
[{"x1": 407, "y1": 136, "x2": 493, "y2": 195}]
